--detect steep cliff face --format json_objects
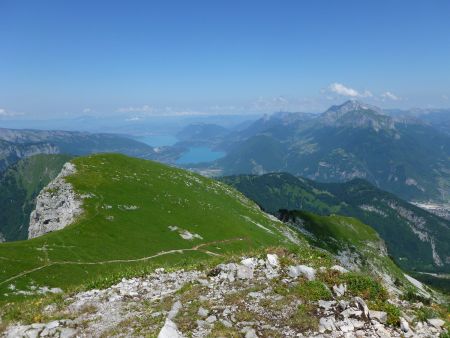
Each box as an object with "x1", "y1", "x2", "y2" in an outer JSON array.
[{"x1": 28, "y1": 162, "x2": 83, "y2": 239}]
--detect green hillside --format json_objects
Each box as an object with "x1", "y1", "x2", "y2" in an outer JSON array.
[
  {"x1": 278, "y1": 210, "x2": 405, "y2": 284},
  {"x1": 0, "y1": 154, "x2": 72, "y2": 241},
  {"x1": 0, "y1": 154, "x2": 290, "y2": 300},
  {"x1": 222, "y1": 173, "x2": 450, "y2": 274},
  {"x1": 219, "y1": 135, "x2": 287, "y2": 174}
]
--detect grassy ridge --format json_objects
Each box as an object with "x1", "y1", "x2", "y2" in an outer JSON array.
[
  {"x1": 0, "y1": 154, "x2": 287, "y2": 300},
  {"x1": 279, "y1": 210, "x2": 406, "y2": 282}
]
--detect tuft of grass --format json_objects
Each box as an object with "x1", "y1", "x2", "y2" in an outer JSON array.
[
  {"x1": 174, "y1": 299, "x2": 202, "y2": 333},
  {"x1": 235, "y1": 309, "x2": 255, "y2": 322},
  {"x1": 273, "y1": 284, "x2": 289, "y2": 297},
  {"x1": 340, "y1": 272, "x2": 388, "y2": 302},
  {"x1": 0, "y1": 292, "x2": 68, "y2": 325},
  {"x1": 415, "y1": 306, "x2": 440, "y2": 322},
  {"x1": 288, "y1": 304, "x2": 318, "y2": 331},
  {"x1": 287, "y1": 244, "x2": 334, "y2": 269},
  {"x1": 293, "y1": 280, "x2": 332, "y2": 302},
  {"x1": 369, "y1": 300, "x2": 401, "y2": 326},
  {"x1": 209, "y1": 322, "x2": 241, "y2": 337}
]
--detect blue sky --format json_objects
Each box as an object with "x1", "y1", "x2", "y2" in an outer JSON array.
[{"x1": 1, "y1": 0, "x2": 450, "y2": 117}]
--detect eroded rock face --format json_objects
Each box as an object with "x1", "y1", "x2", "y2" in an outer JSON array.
[{"x1": 28, "y1": 162, "x2": 83, "y2": 239}]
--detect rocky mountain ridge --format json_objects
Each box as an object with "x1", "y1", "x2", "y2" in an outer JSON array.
[{"x1": 320, "y1": 100, "x2": 395, "y2": 131}]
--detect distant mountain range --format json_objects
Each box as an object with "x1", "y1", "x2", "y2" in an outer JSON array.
[
  {"x1": 387, "y1": 108, "x2": 450, "y2": 136},
  {"x1": 222, "y1": 172, "x2": 450, "y2": 275},
  {"x1": 0, "y1": 128, "x2": 156, "y2": 172},
  {"x1": 0, "y1": 139, "x2": 59, "y2": 173},
  {"x1": 181, "y1": 100, "x2": 450, "y2": 203}
]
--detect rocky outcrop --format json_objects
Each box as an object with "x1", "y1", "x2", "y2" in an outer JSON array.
[
  {"x1": 3, "y1": 254, "x2": 447, "y2": 337},
  {"x1": 28, "y1": 162, "x2": 83, "y2": 239}
]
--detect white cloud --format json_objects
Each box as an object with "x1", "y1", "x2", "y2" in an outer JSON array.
[
  {"x1": 442, "y1": 94, "x2": 449, "y2": 101},
  {"x1": 381, "y1": 91, "x2": 400, "y2": 101},
  {"x1": 361, "y1": 90, "x2": 373, "y2": 98},
  {"x1": 0, "y1": 108, "x2": 24, "y2": 117},
  {"x1": 117, "y1": 105, "x2": 154, "y2": 113},
  {"x1": 329, "y1": 83, "x2": 360, "y2": 97},
  {"x1": 125, "y1": 116, "x2": 143, "y2": 121},
  {"x1": 328, "y1": 83, "x2": 373, "y2": 98},
  {"x1": 82, "y1": 108, "x2": 92, "y2": 113}
]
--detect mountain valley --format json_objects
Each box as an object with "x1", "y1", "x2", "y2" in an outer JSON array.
[{"x1": 179, "y1": 101, "x2": 450, "y2": 205}]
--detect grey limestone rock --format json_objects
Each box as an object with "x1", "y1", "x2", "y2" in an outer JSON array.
[{"x1": 28, "y1": 162, "x2": 83, "y2": 239}]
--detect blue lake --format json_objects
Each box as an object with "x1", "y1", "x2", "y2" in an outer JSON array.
[
  {"x1": 176, "y1": 147, "x2": 225, "y2": 164},
  {"x1": 137, "y1": 135, "x2": 178, "y2": 147}
]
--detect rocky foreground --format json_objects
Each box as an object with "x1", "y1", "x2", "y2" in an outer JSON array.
[{"x1": 2, "y1": 250, "x2": 448, "y2": 338}]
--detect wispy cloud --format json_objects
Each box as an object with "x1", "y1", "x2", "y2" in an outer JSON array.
[
  {"x1": 82, "y1": 107, "x2": 93, "y2": 113},
  {"x1": 328, "y1": 83, "x2": 372, "y2": 98},
  {"x1": 0, "y1": 108, "x2": 24, "y2": 117},
  {"x1": 442, "y1": 94, "x2": 449, "y2": 101},
  {"x1": 117, "y1": 105, "x2": 213, "y2": 117},
  {"x1": 125, "y1": 116, "x2": 144, "y2": 121},
  {"x1": 251, "y1": 96, "x2": 290, "y2": 111},
  {"x1": 117, "y1": 105, "x2": 154, "y2": 113},
  {"x1": 381, "y1": 91, "x2": 400, "y2": 101}
]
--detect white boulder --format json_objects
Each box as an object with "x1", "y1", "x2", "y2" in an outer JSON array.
[{"x1": 287, "y1": 265, "x2": 316, "y2": 280}]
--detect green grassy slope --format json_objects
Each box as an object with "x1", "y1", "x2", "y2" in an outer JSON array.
[
  {"x1": 280, "y1": 211, "x2": 380, "y2": 252},
  {"x1": 217, "y1": 135, "x2": 288, "y2": 175},
  {"x1": 222, "y1": 173, "x2": 450, "y2": 274},
  {"x1": 0, "y1": 154, "x2": 289, "y2": 300},
  {"x1": 278, "y1": 210, "x2": 405, "y2": 284},
  {"x1": 0, "y1": 154, "x2": 72, "y2": 241}
]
